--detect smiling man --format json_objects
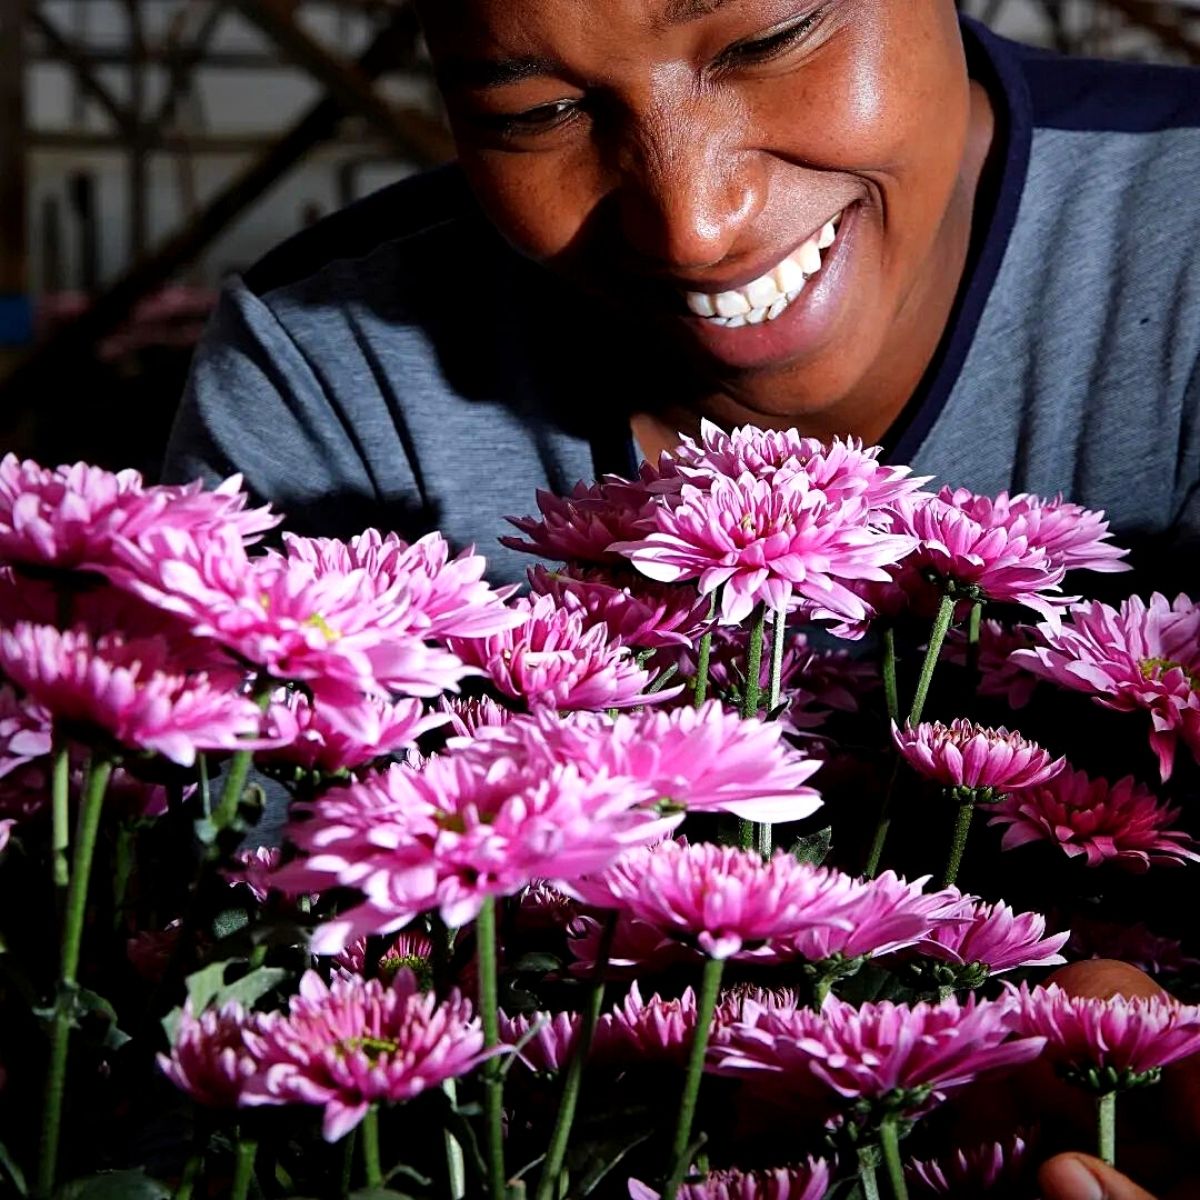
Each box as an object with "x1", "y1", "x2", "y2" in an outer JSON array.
[{"x1": 164, "y1": 0, "x2": 1200, "y2": 591}]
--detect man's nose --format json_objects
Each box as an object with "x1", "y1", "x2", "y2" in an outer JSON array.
[{"x1": 614, "y1": 106, "x2": 764, "y2": 275}]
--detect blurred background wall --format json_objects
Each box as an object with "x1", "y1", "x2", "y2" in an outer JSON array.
[{"x1": 0, "y1": 0, "x2": 1196, "y2": 475}]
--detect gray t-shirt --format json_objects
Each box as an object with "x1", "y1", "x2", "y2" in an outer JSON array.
[{"x1": 164, "y1": 19, "x2": 1200, "y2": 590}]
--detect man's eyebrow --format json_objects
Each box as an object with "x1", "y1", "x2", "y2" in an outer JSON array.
[
  {"x1": 661, "y1": 0, "x2": 733, "y2": 24},
  {"x1": 437, "y1": 54, "x2": 562, "y2": 90}
]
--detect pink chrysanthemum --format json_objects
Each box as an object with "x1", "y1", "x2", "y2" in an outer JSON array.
[
  {"x1": 782, "y1": 871, "x2": 963, "y2": 964},
  {"x1": 1011, "y1": 592, "x2": 1200, "y2": 781},
  {"x1": 907, "y1": 1132, "x2": 1035, "y2": 1197},
  {"x1": 894, "y1": 718, "x2": 1064, "y2": 800},
  {"x1": 441, "y1": 695, "x2": 515, "y2": 742},
  {"x1": 988, "y1": 766, "x2": 1200, "y2": 870},
  {"x1": 0, "y1": 685, "x2": 51, "y2": 779},
  {"x1": 226, "y1": 846, "x2": 283, "y2": 904},
  {"x1": 499, "y1": 702, "x2": 822, "y2": 824},
  {"x1": 568, "y1": 841, "x2": 854, "y2": 960},
  {"x1": 503, "y1": 476, "x2": 659, "y2": 565},
  {"x1": 528, "y1": 563, "x2": 714, "y2": 651},
  {"x1": 613, "y1": 472, "x2": 916, "y2": 627},
  {"x1": 263, "y1": 689, "x2": 445, "y2": 776},
  {"x1": 593, "y1": 982, "x2": 701, "y2": 1065},
  {"x1": 0, "y1": 455, "x2": 276, "y2": 572},
  {"x1": 0, "y1": 623, "x2": 278, "y2": 765},
  {"x1": 1009, "y1": 982, "x2": 1200, "y2": 1090},
  {"x1": 628, "y1": 1158, "x2": 831, "y2": 1200},
  {"x1": 889, "y1": 493, "x2": 1068, "y2": 622},
  {"x1": 937, "y1": 487, "x2": 1129, "y2": 576},
  {"x1": 240, "y1": 970, "x2": 490, "y2": 1141},
  {"x1": 566, "y1": 911, "x2": 699, "y2": 976},
  {"x1": 907, "y1": 895, "x2": 1069, "y2": 975},
  {"x1": 711, "y1": 993, "x2": 1043, "y2": 1119},
  {"x1": 671, "y1": 421, "x2": 925, "y2": 513},
  {"x1": 450, "y1": 593, "x2": 676, "y2": 712},
  {"x1": 333, "y1": 932, "x2": 436, "y2": 986},
  {"x1": 281, "y1": 727, "x2": 680, "y2": 950},
  {"x1": 158, "y1": 1000, "x2": 264, "y2": 1109},
  {"x1": 498, "y1": 1008, "x2": 582, "y2": 1074}
]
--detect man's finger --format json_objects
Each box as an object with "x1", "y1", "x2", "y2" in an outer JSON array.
[{"x1": 1039, "y1": 1153, "x2": 1158, "y2": 1200}]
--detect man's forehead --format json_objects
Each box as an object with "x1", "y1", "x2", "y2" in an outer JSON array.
[{"x1": 420, "y1": 0, "x2": 738, "y2": 32}]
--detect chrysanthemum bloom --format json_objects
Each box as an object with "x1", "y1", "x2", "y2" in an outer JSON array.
[
  {"x1": 1009, "y1": 982, "x2": 1200, "y2": 1092},
  {"x1": 226, "y1": 846, "x2": 283, "y2": 904},
  {"x1": 1066, "y1": 919, "x2": 1199, "y2": 977},
  {"x1": 1011, "y1": 592, "x2": 1200, "y2": 781},
  {"x1": 907, "y1": 1132, "x2": 1035, "y2": 1197},
  {"x1": 116, "y1": 525, "x2": 487, "y2": 720},
  {"x1": 894, "y1": 718, "x2": 1064, "y2": 804},
  {"x1": 937, "y1": 487, "x2": 1129, "y2": 576},
  {"x1": 944, "y1": 619, "x2": 1042, "y2": 709},
  {"x1": 263, "y1": 689, "x2": 445, "y2": 776},
  {"x1": 903, "y1": 896, "x2": 1069, "y2": 976},
  {"x1": 988, "y1": 766, "x2": 1200, "y2": 870},
  {"x1": 280, "y1": 528, "x2": 520, "y2": 642},
  {"x1": 613, "y1": 471, "x2": 917, "y2": 627},
  {"x1": 158, "y1": 1000, "x2": 264, "y2": 1108},
  {"x1": 0, "y1": 623, "x2": 279, "y2": 766},
  {"x1": 528, "y1": 563, "x2": 714, "y2": 651},
  {"x1": 506, "y1": 702, "x2": 823, "y2": 824},
  {"x1": 592, "y1": 982, "x2": 701, "y2": 1065},
  {"x1": 282, "y1": 736, "x2": 679, "y2": 951},
  {"x1": 671, "y1": 420, "x2": 924, "y2": 514},
  {"x1": 566, "y1": 911, "x2": 700, "y2": 976},
  {"x1": 0, "y1": 684, "x2": 51, "y2": 779},
  {"x1": 126, "y1": 920, "x2": 183, "y2": 983},
  {"x1": 568, "y1": 841, "x2": 855, "y2": 960},
  {"x1": 628, "y1": 1158, "x2": 831, "y2": 1200},
  {"x1": 503, "y1": 476, "x2": 660, "y2": 565},
  {"x1": 712, "y1": 993, "x2": 1044, "y2": 1124},
  {"x1": 450, "y1": 593, "x2": 675, "y2": 711},
  {"x1": 240, "y1": 970, "x2": 490, "y2": 1141},
  {"x1": 781, "y1": 870, "x2": 963, "y2": 965},
  {"x1": 334, "y1": 932, "x2": 436, "y2": 988},
  {"x1": 498, "y1": 1008, "x2": 582, "y2": 1074},
  {"x1": 889, "y1": 493, "x2": 1069, "y2": 622},
  {"x1": 0, "y1": 817, "x2": 15, "y2": 852},
  {"x1": 0, "y1": 455, "x2": 276, "y2": 572}
]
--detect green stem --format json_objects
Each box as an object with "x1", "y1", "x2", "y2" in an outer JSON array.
[
  {"x1": 692, "y1": 592, "x2": 718, "y2": 708},
  {"x1": 212, "y1": 684, "x2": 273, "y2": 832},
  {"x1": 879, "y1": 1117, "x2": 910, "y2": 1200},
  {"x1": 37, "y1": 756, "x2": 113, "y2": 1199},
  {"x1": 173, "y1": 1152, "x2": 202, "y2": 1200},
  {"x1": 361, "y1": 1108, "x2": 383, "y2": 1188},
  {"x1": 663, "y1": 955, "x2": 725, "y2": 1200},
  {"x1": 1098, "y1": 1090, "x2": 1117, "y2": 1167},
  {"x1": 941, "y1": 796, "x2": 976, "y2": 889},
  {"x1": 966, "y1": 600, "x2": 983, "y2": 683},
  {"x1": 112, "y1": 820, "x2": 136, "y2": 931},
  {"x1": 535, "y1": 917, "x2": 617, "y2": 1200},
  {"x1": 882, "y1": 626, "x2": 899, "y2": 726},
  {"x1": 752, "y1": 606, "x2": 788, "y2": 858},
  {"x1": 740, "y1": 605, "x2": 766, "y2": 721},
  {"x1": 50, "y1": 741, "x2": 71, "y2": 891},
  {"x1": 230, "y1": 1136, "x2": 257, "y2": 1200},
  {"x1": 908, "y1": 592, "x2": 956, "y2": 727},
  {"x1": 339, "y1": 1127, "x2": 358, "y2": 1196},
  {"x1": 442, "y1": 1080, "x2": 467, "y2": 1200},
  {"x1": 859, "y1": 1148, "x2": 882, "y2": 1200},
  {"x1": 198, "y1": 752, "x2": 212, "y2": 819},
  {"x1": 476, "y1": 897, "x2": 507, "y2": 1199},
  {"x1": 863, "y1": 759, "x2": 902, "y2": 879}
]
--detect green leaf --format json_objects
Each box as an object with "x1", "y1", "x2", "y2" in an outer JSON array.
[
  {"x1": 790, "y1": 825, "x2": 833, "y2": 866},
  {"x1": 58, "y1": 1169, "x2": 171, "y2": 1199},
  {"x1": 212, "y1": 907, "x2": 251, "y2": 939},
  {"x1": 183, "y1": 960, "x2": 231, "y2": 1012},
  {"x1": 511, "y1": 951, "x2": 562, "y2": 974},
  {"x1": 212, "y1": 966, "x2": 288, "y2": 1011},
  {"x1": 0, "y1": 1138, "x2": 28, "y2": 1195}
]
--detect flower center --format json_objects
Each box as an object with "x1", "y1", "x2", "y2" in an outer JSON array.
[
  {"x1": 337, "y1": 1034, "x2": 397, "y2": 1061},
  {"x1": 1139, "y1": 657, "x2": 1200, "y2": 689},
  {"x1": 304, "y1": 612, "x2": 341, "y2": 642}
]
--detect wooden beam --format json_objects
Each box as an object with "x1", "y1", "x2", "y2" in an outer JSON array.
[
  {"x1": 1105, "y1": 0, "x2": 1200, "y2": 62},
  {"x1": 230, "y1": 0, "x2": 449, "y2": 164},
  {"x1": 0, "y1": 12, "x2": 448, "y2": 419}
]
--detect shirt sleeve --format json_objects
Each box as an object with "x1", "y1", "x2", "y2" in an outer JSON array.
[{"x1": 161, "y1": 277, "x2": 392, "y2": 538}]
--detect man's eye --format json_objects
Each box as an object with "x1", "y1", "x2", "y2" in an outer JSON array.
[
  {"x1": 719, "y1": 8, "x2": 825, "y2": 67},
  {"x1": 483, "y1": 100, "x2": 580, "y2": 136}
]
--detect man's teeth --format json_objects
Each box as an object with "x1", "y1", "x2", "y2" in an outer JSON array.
[{"x1": 685, "y1": 215, "x2": 840, "y2": 327}]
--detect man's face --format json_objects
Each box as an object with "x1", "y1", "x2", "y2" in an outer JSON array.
[{"x1": 422, "y1": 0, "x2": 973, "y2": 424}]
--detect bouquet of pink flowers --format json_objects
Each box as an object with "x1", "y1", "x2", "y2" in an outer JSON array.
[{"x1": 0, "y1": 425, "x2": 1196, "y2": 1200}]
